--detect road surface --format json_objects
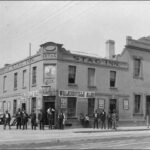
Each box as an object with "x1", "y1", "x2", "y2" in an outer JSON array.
[{"x1": 0, "y1": 127, "x2": 150, "y2": 149}]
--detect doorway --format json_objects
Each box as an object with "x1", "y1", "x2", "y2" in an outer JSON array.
[
  {"x1": 22, "y1": 103, "x2": 26, "y2": 111},
  {"x1": 146, "y1": 96, "x2": 150, "y2": 116},
  {"x1": 44, "y1": 101, "x2": 55, "y2": 125},
  {"x1": 109, "y1": 99, "x2": 117, "y2": 113}
]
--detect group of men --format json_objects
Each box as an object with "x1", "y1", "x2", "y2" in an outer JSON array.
[
  {"x1": 3, "y1": 107, "x2": 65, "y2": 130},
  {"x1": 93, "y1": 109, "x2": 119, "y2": 130}
]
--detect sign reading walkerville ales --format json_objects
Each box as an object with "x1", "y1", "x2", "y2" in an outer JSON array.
[{"x1": 59, "y1": 90, "x2": 95, "y2": 98}]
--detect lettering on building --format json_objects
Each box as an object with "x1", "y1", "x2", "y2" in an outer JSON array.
[
  {"x1": 73, "y1": 55, "x2": 128, "y2": 69},
  {"x1": 59, "y1": 90, "x2": 95, "y2": 98}
]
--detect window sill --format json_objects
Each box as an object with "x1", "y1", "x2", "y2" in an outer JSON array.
[
  {"x1": 88, "y1": 86, "x2": 97, "y2": 89},
  {"x1": 3, "y1": 90, "x2": 7, "y2": 93},
  {"x1": 22, "y1": 86, "x2": 27, "y2": 89},
  {"x1": 14, "y1": 88, "x2": 17, "y2": 91},
  {"x1": 109, "y1": 87, "x2": 118, "y2": 90},
  {"x1": 133, "y1": 113, "x2": 144, "y2": 116},
  {"x1": 68, "y1": 83, "x2": 78, "y2": 87},
  {"x1": 133, "y1": 76, "x2": 144, "y2": 80},
  {"x1": 32, "y1": 84, "x2": 37, "y2": 87}
]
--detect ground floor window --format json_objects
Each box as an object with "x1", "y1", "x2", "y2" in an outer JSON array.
[
  {"x1": 13, "y1": 100, "x2": 17, "y2": 115},
  {"x1": 31, "y1": 97, "x2": 36, "y2": 112},
  {"x1": 88, "y1": 98, "x2": 95, "y2": 116},
  {"x1": 67, "y1": 97, "x2": 76, "y2": 118},
  {"x1": 134, "y1": 94, "x2": 141, "y2": 113}
]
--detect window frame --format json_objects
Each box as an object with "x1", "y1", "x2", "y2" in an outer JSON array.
[
  {"x1": 68, "y1": 65, "x2": 76, "y2": 84},
  {"x1": 87, "y1": 67, "x2": 96, "y2": 88},
  {"x1": 22, "y1": 69, "x2": 27, "y2": 89},
  {"x1": 133, "y1": 56, "x2": 143, "y2": 79},
  {"x1": 32, "y1": 66, "x2": 37, "y2": 86},
  {"x1": 3, "y1": 76, "x2": 7, "y2": 93},
  {"x1": 14, "y1": 72, "x2": 18, "y2": 90},
  {"x1": 133, "y1": 93, "x2": 143, "y2": 115},
  {"x1": 110, "y1": 70, "x2": 116, "y2": 88}
]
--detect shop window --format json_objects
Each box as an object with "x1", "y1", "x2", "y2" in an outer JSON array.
[
  {"x1": 3, "y1": 76, "x2": 7, "y2": 92},
  {"x1": 68, "y1": 66, "x2": 76, "y2": 84},
  {"x1": 67, "y1": 97, "x2": 76, "y2": 118},
  {"x1": 134, "y1": 94, "x2": 142, "y2": 113},
  {"x1": 14, "y1": 72, "x2": 18, "y2": 90},
  {"x1": 110, "y1": 71, "x2": 116, "y2": 87},
  {"x1": 88, "y1": 98, "x2": 95, "y2": 116},
  {"x1": 133, "y1": 58, "x2": 142, "y2": 78},
  {"x1": 88, "y1": 68, "x2": 95, "y2": 87},
  {"x1": 32, "y1": 97, "x2": 36, "y2": 112},
  {"x1": 13, "y1": 100, "x2": 17, "y2": 115},
  {"x1": 32, "y1": 66, "x2": 37, "y2": 86},
  {"x1": 22, "y1": 70, "x2": 27, "y2": 88}
]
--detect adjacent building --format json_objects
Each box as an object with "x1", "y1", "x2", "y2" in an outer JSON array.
[{"x1": 0, "y1": 36, "x2": 150, "y2": 126}]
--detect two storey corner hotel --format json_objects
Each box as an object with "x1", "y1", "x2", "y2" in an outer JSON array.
[{"x1": 0, "y1": 36, "x2": 150, "y2": 126}]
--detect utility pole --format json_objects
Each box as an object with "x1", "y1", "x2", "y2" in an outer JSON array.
[{"x1": 29, "y1": 43, "x2": 31, "y2": 114}]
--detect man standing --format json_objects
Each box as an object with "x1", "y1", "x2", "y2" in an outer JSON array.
[
  {"x1": 16, "y1": 108, "x2": 22, "y2": 129},
  {"x1": 100, "y1": 109, "x2": 106, "y2": 129},
  {"x1": 47, "y1": 107, "x2": 55, "y2": 129},
  {"x1": 30, "y1": 110, "x2": 36, "y2": 130},
  {"x1": 22, "y1": 110, "x2": 28, "y2": 130},
  {"x1": 112, "y1": 109, "x2": 118, "y2": 130},
  {"x1": 93, "y1": 110, "x2": 99, "y2": 129},
  {"x1": 38, "y1": 109, "x2": 44, "y2": 130},
  {"x1": 3, "y1": 110, "x2": 11, "y2": 130},
  {"x1": 58, "y1": 111, "x2": 64, "y2": 129},
  {"x1": 107, "y1": 111, "x2": 112, "y2": 129}
]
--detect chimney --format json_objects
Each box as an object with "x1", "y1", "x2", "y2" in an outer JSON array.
[
  {"x1": 106, "y1": 40, "x2": 115, "y2": 59},
  {"x1": 126, "y1": 36, "x2": 132, "y2": 45}
]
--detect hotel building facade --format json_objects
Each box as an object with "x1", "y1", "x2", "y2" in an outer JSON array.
[{"x1": 0, "y1": 36, "x2": 150, "y2": 125}]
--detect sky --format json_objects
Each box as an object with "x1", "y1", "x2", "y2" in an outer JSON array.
[{"x1": 0, "y1": 1, "x2": 150, "y2": 68}]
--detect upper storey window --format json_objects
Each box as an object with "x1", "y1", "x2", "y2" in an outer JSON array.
[
  {"x1": 110, "y1": 71, "x2": 116, "y2": 88},
  {"x1": 22, "y1": 70, "x2": 27, "y2": 88},
  {"x1": 32, "y1": 66, "x2": 37, "y2": 86},
  {"x1": 3, "y1": 76, "x2": 7, "y2": 92},
  {"x1": 133, "y1": 57, "x2": 143, "y2": 79},
  {"x1": 88, "y1": 68, "x2": 95, "y2": 87},
  {"x1": 68, "y1": 66, "x2": 76, "y2": 84},
  {"x1": 14, "y1": 72, "x2": 18, "y2": 90}
]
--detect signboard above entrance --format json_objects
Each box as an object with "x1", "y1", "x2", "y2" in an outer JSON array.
[{"x1": 59, "y1": 90, "x2": 95, "y2": 98}]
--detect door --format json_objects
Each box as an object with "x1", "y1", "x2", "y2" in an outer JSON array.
[
  {"x1": 146, "y1": 96, "x2": 150, "y2": 116},
  {"x1": 44, "y1": 102, "x2": 55, "y2": 125},
  {"x1": 88, "y1": 98, "x2": 95, "y2": 117},
  {"x1": 109, "y1": 99, "x2": 117, "y2": 113},
  {"x1": 22, "y1": 103, "x2": 26, "y2": 111}
]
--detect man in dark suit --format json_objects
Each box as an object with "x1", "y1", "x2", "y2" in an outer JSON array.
[
  {"x1": 38, "y1": 109, "x2": 44, "y2": 130},
  {"x1": 93, "y1": 110, "x2": 99, "y2": 129},
  {"x1": 100, "y1": 109, "x2": 106, "y2": 129},
  {"x1": 3, "y1": 110, "x2": 11, "y2": 130}
]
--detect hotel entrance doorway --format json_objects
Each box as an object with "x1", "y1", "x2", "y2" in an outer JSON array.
[
  {"x1": 43, "y1": 96, "x2": 55, "y2": 125},
  {"x1": 109, "y1": 99, "x2": 117, "y2": 113}
]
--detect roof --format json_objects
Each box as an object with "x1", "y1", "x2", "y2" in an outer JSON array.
[{"x1": 40, "y1": 42, "x2": 63, "y2": 47}]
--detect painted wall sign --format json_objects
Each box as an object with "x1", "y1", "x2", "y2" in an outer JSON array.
[
  {"x1": 73, "y1": 55, "x2": 128, "y2": 69},
  {"x1": 98, "y1": 99, "x2": 105, "y2": 109},
  {"x1": 59, "y1": 90, "x2": 95, "y2": 98},
  {"x1": 43, "y1": 53, "x2": 57, "y2": 59}
]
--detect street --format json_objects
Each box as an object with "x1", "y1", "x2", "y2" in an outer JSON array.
[{"x1": 0, "y1": 126, "x2": 150, "y2": 149}]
